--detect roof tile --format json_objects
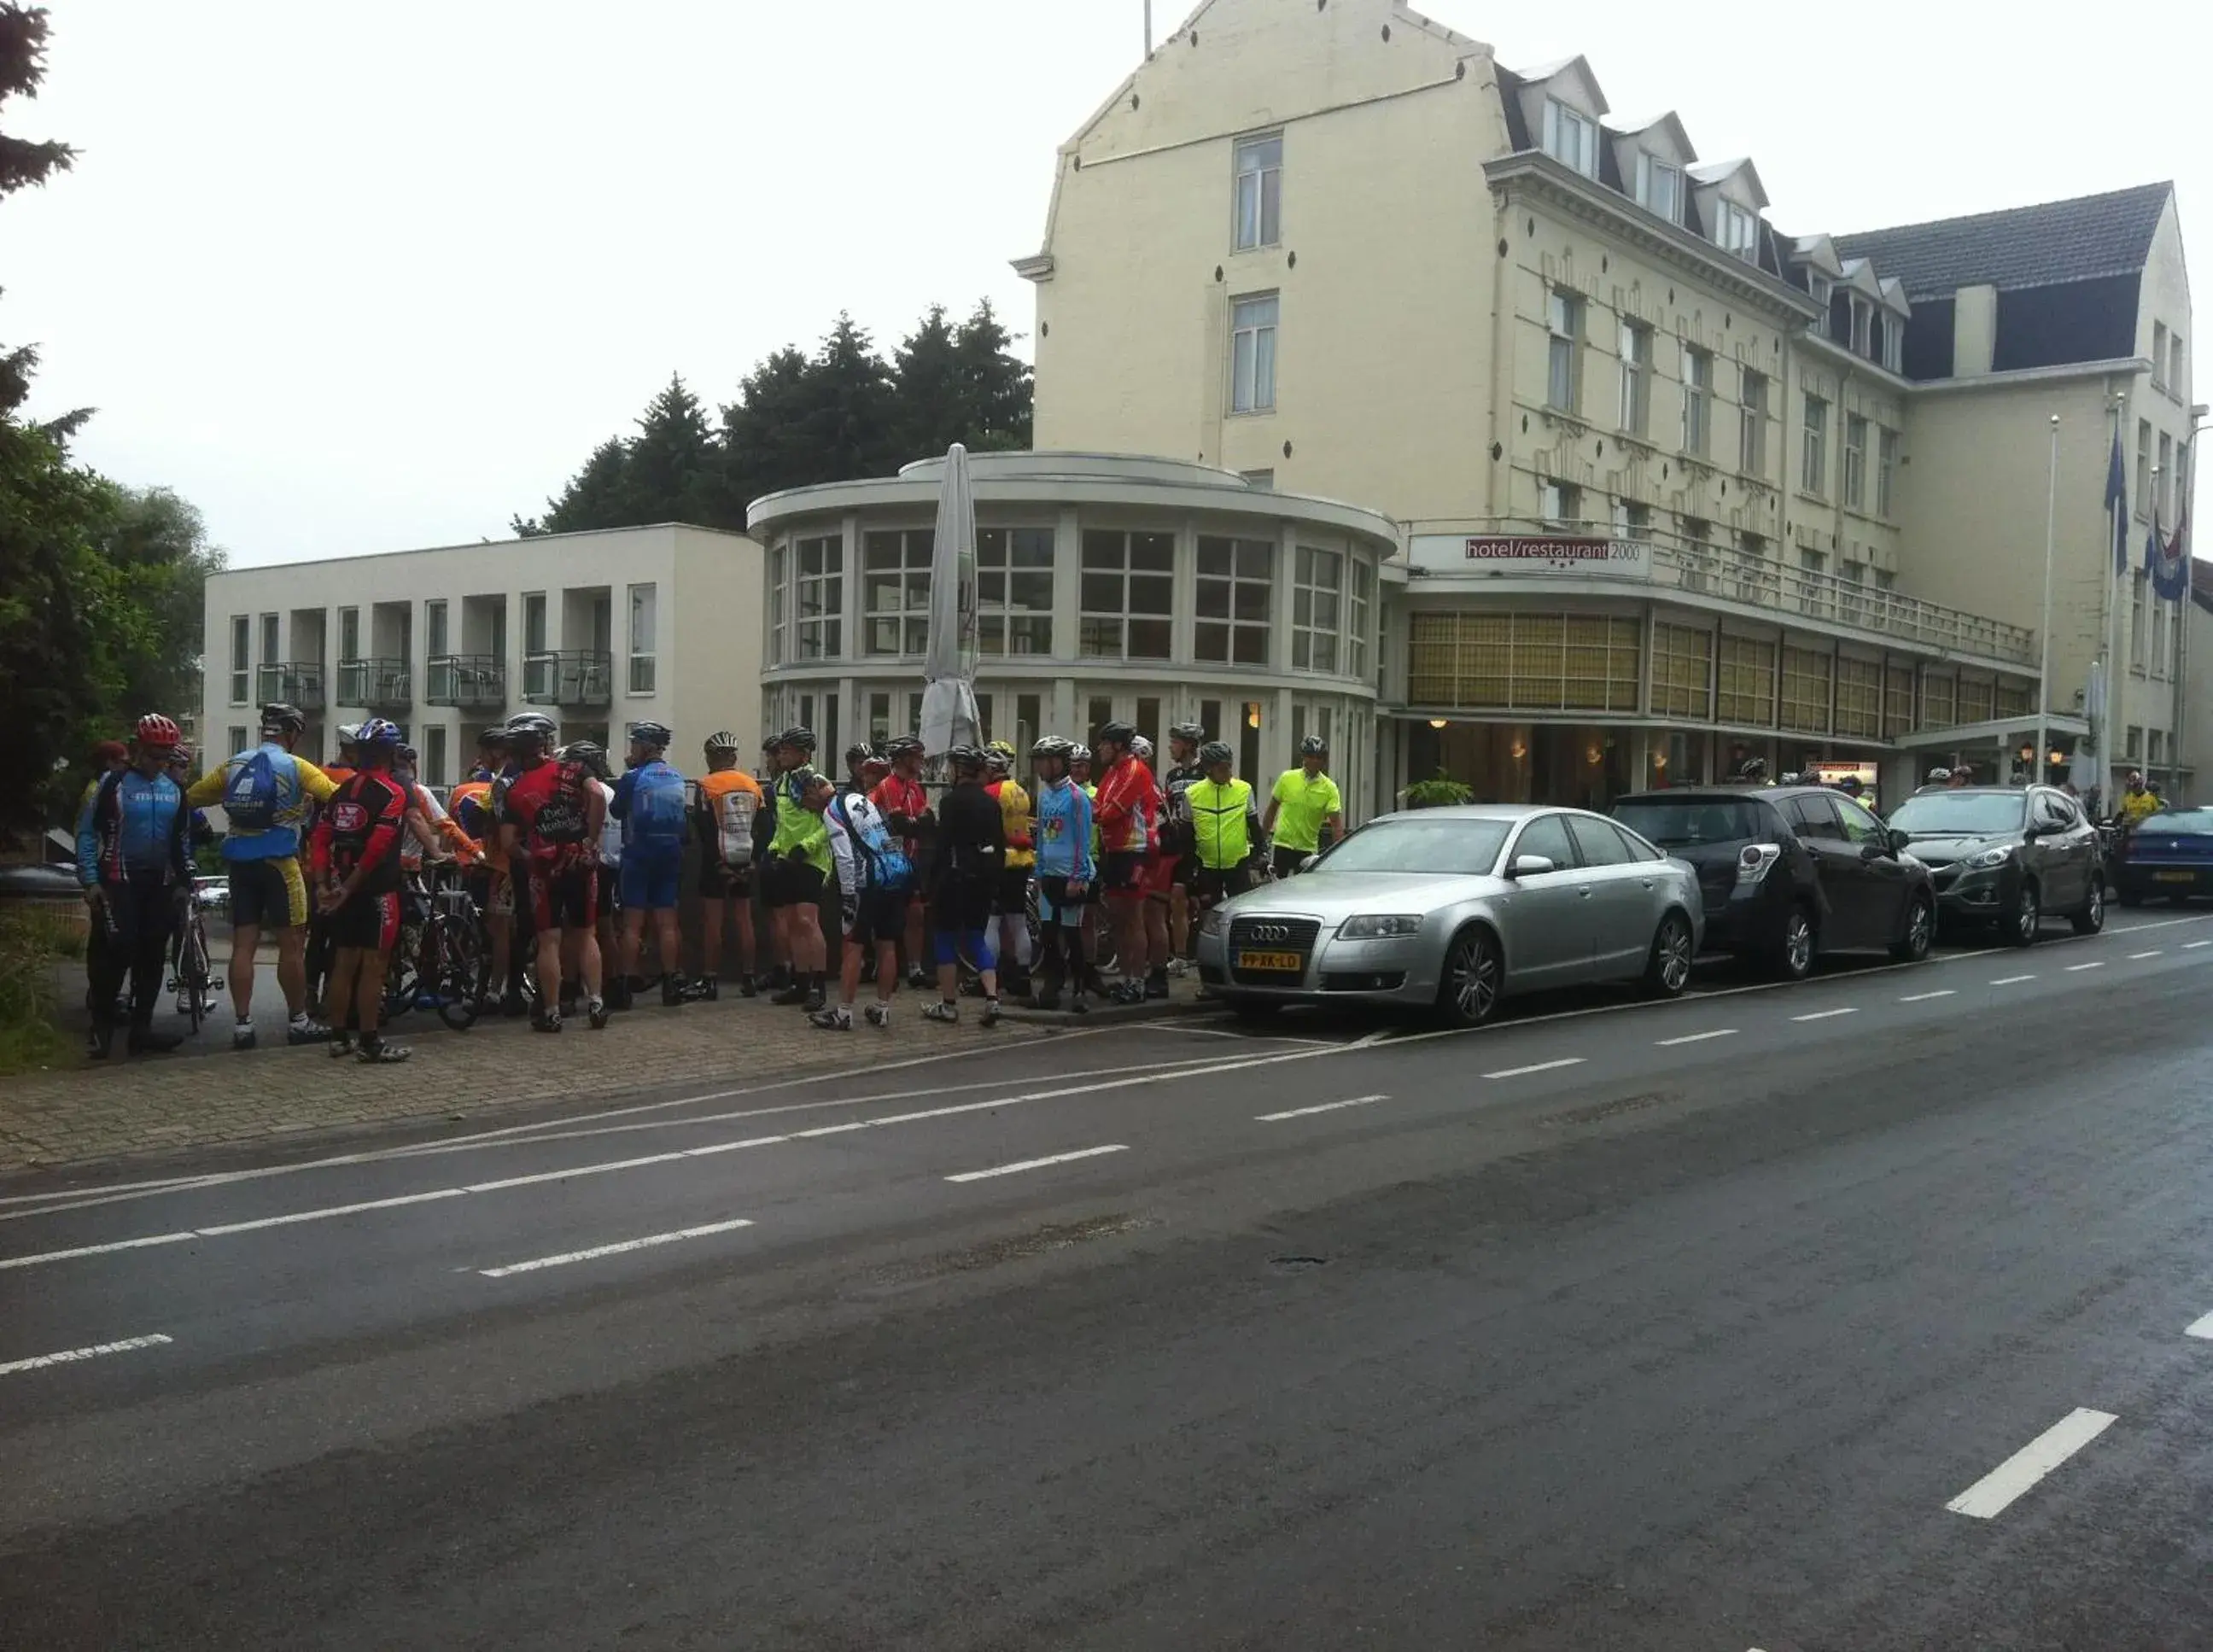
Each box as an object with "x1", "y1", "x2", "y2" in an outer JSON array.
[{"x1": 1832, "y1": 183, "x2": 2170, "y2": 299}]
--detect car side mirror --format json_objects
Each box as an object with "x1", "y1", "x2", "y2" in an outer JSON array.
[
  {"x1": 1887, "y1": 828, "x2": 1911, "y2": 854},
  {"x1": 1509, "y1": 854, "x2": 1556, "y2": 879},
  {"x1": 2022, "y1": 822, "x2": 2043, "y2": 842}
]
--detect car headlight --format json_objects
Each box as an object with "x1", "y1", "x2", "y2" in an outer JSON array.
[
  {"x1": 1197, "y1": 907, "x2": 1225, "y2": 937},
  {"x1": 1966, "y1": 846, "x2": 2013, "y2": 869},
  {"x1": 1338, "y1": 914, "x2": 1422, "y2": 939}
]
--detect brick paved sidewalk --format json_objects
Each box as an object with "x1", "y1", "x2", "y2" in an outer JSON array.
[{"x1": 0, "y1": 995, "x2": 1070, "y2": 1176}]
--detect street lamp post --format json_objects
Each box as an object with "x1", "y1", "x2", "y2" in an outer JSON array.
[{"x1": 2035, "y1": 414, "x2": 2058, "y2": 793}]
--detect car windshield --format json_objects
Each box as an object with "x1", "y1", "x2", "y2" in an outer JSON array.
[
  {"x1": 1315, "y1": 817, "x2": 1513, "y2": 876},
  {"x1": 2141, "y1": 808, "x2": 2213, "y2": 836},
  {"x1": 1611, "y1": 797, "x2": 1766, "y2": 848},
  {"x1": 1887, "y1": 793, "x2": 2025, "y2": 836}
]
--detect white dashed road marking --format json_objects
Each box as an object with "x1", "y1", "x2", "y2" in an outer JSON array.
[
  {"x1": 2187, "y1": 1313, "x2": 2213, "y2": 1340},
  {"x1": 1945, "y1": 1408, "x2": 2117, "y2": 1520},
  {"x1": 0, "y1": 1333, "x2": 173, "y2": 1377},
  {"x1": 1989, "y1": 974, "x2": 2037, "y2": 986},
  {"x1": 2186, "y1": 941, "x2": 2212, "y2": 950},
  {"x1": 1655, "y1": 1030, "x2": 1737, "y2": 1047},
  {"x1": 1791, "y1": 1007, "x2": 1859, "y2": 1022},
  {"x1": 1258, "y1": 1095, "x2": 1389, "y2": 1122},
  {"x1": 2065, "y1": 961, "x2": 2106, "y2": 972},
  {"x1": 2129, "y1": 951, "x2": 2163, "y2": 960},
  {"x1": 1900, "y1": 989, "x2": 1956, "y2": 1002},
  {"x1": 945, "y1": 1145, "x2": 1129, "y2": 1183},
  {"x1": 1481, "y1": 1058, "x2": 1586, "y2": 1080},
  {"x1": 478, "y1": 1217, "x2": 755, "y2": 1279}
]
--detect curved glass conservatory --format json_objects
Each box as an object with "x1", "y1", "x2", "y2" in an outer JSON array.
[{"x1": 747, "y1": 452, "x2": 1398, "y2": 821}]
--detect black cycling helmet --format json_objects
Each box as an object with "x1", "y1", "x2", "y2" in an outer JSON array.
[
  {"x1": 1031, "y1": 735, "x2": 1074, "y2": 762},
  {"x1": 563, "y1": 741, "x2": 610, "y2": 781},
  {"x1": 944, "y1": 743, "x2": 987, "y2": 773},
  {"x1": 844, "y1": 741, "x2": 875, "y2": 769},
  {"x1": 628, "y1": 720, "x2": 673, "y2": 750},
  {"x1": 778, "y1": 726, "x2": 818, "y2": 754},
  {"x1": 1095, "y1": 720, "x2": 1137, "y2": 749},
  {"x1": 885, "y1": 735, "x2": 925, "y2": 760},
  {"x1": 704, "y1": 729, "x2": 739, "y2": 754},
  {"x1": 507, "y1": 711, "x2": 558, "y2": 749},
  {"x1": 477, "y1": 726, "x2": 511, "y2": 750},
  {"x1": 1299, "y1": 733, "x2": 1328, "y2": 756},
  {"x1": 260, "y1": 702, "x2": 307, "y2": 736},
  {"x1": 1169, "y1": 721, "x2": 1207, "y2": 744},
  {"x1": 1198, "y1": 739, "x2": 1234, "y2": 767}
]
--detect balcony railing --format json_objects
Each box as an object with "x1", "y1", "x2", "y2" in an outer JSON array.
[
  {"x1": 425, "y1": 654, "x2": 506, "y2": 709},
  {"x1": 254, "y1": 662, "x2": 325, "y2": 712},
  {"x1": 1408, "y1": 519, "x2": 2038, "y2": 668},
  {"x1": 336, "y1": 657, "x2": 412, "y2": 709},
  {"x1": 521, "y1": 650, "x2": 613, "y2": 708}
]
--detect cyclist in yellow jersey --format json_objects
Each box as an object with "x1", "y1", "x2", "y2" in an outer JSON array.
[
  {"x1": 2117, "y1": 769, "x2": 2163, "y2": 829},
  {"x1": 185, "y1": 703, "x2": 338, "y2": 1048},
  {"x1": 984, "y1": 743, "x2": 1035, "y2": 996},
  {"x1": 1263, "y1": 734, "x2": 1345, "y2": 881}
]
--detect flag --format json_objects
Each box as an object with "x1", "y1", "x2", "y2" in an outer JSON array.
[
  {"x1": 2105, "y1": 429, "x2": 2129, "y2": 573},
  {"x1": 2151, "y1": 505, "x2": 2191, "y2": 601}
]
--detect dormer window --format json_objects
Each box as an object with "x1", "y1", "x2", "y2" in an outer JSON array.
[
  {"x1": 1542, "y1": 100, "x2": 1599, "y2": 177},
  {"x1": 1808, "y1": 274, "x2": 1832, "y2": 310},
  {"x1": 1849, "y1": 295, "x2": 1873, "y2": 357},
  {"x1": 1882, "y1": 324, "x2": 1903, "y2": 374},
  {"x1": 1634, "y1": 153, "x2": 1683, "y2": 225},
  {"x1": 1712, "y1": 199, "x2": 1759, "y2": 261}
]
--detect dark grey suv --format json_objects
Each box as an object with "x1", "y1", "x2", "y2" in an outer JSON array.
[{"x1": 1885, "y1": 785, "x2": 2105, "y2": 944}]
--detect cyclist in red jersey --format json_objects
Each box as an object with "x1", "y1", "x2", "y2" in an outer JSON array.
[
  {"x1": 871, "y1": 735, "x2": 936, "y2": 988},
  {"x1": 498, "y1": 713, "x2": 610, "y2": 1031},
  {"x1": 310, "y1": 719, "x2": 412, "y2": 1062},
  {"x1": 1089, "y1": 721, "x2": 1159, "y2": 1006}
]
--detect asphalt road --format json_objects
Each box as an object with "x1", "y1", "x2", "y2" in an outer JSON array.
[{"x1": 5, "y1": 907, "x2": 2213, "y2": 1649}]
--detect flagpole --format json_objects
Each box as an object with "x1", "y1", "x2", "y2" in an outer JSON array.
[
  {"x1": 2035, "y1": 414, "x2": 2058, "y2": 791},
  {"x1": 2174, "y1": 423, "x2": 2200, "y2": 803},
  {"x1": 2106, "y1": 390, "x2": 2128, "y2": 807}
]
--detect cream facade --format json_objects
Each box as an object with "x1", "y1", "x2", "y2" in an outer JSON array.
[
  {"x1": 1020, "y1": 0, "x2": 2186, "y2": 808},
  {"x1": 201, "y1": 524, "x2": 762, "y2": 787},
  {"x1": 747, "y1": 452, "x2": 1397, "y2": 822}
]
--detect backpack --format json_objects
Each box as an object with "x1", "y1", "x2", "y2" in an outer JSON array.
[
  {"x1": 711, "y1": 782, "x2": 758, "y2": 869},
  {"x1": 528, "y1": 760, "x2": 590, "y2": 847},
  {"x1": 628, "y1": 761, "x2": 689, "y2": 849},
  {"x1": 838, "y1": 797, "x2": 914, "y2": 892},
  {"x1": 223, "y1": 748, "x2": 284, "y2": 830}
]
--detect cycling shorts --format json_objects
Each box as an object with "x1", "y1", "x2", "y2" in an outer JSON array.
[
  {"x1": 931, "y1": 879, "x2": 996, "y2": 935},
  {"x1": 1141, "y1": 854, "x2": 1177, "y2": 901},
  {"x1": 1101, "y1": 850, "x2": 1146, "y2": 898},
  {"x1": 1036, "y1": 874, "x2": 1095, "y2": 925},
  {"x1": 699, "y1": 861, "x2": 754, "y2": 900},
  {"x1": 1193, "y1": 865, "x2": 1254, "y2": 907},
  {"x1": 329, "y1": 889, "x2": 401, "y2": 953},
  {"x1": 523, "y1": 864, "x2": 599, "y2": 931},
  {"x1": 619, "y1": 846, "x2": 683, "y2": 912},
  {"x1": 844, "y1": 887, "x2": 907, "y2": 950},
  {"x1": 995, "y1": 866, "x2": 1031, "y2": 916},
  {"x1": 762, "y1": 857, "x2": 826, "y2": 909},
  {"x1": 230, "y1": 857, "x2": 307, "y2": 930}
]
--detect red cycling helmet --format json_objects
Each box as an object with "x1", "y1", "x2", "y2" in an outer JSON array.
[{"x1": 135, "y1": 713, "x2": 183, "y2": 749}]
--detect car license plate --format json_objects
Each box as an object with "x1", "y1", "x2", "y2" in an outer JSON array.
[
  {"x1": 2154, "y1": 870, "x2": 2196, "y2": 883},
  {"x1": 1235, "y1": 949, "x2": 1304, "y2": 972}
]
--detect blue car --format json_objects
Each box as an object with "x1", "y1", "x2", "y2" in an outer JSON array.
[{"x1": 2115, "y1": 807, "x2": 2213, "y2": 906}]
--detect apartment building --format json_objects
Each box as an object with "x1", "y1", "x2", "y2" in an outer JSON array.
[
  {"x1": 1019, "y1": 0, "x2": 2190, "y2": 807},
  {"x1": 750, "y1": 451, "x2": 1398, "y2": 820},
  {"x1": 201, "y1": 524, "x2": 762, "y2": 787}
]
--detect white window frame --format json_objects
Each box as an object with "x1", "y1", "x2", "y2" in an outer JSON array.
[
  {"x1": 1292, "y1": 544, "x2": 1344, "y2": 674},
  {"x1": 1347, "y1": 557, "x2": 1374, "y2": 683},
  {"x1": 627, "y1": 581, "x2": 657, "y2": 694},
  {"x1": 2158, "y1": 431, "x2": 2175, "y2": 520},
  {"x1": 340, "y1": 605, "x2": 363, "y2": 663},
  {"x1": 1739, "y1": 367, "x2": 1767, "y2": 476},
  {"x1": 1880, "y1": 316, "x2": 1904, "y2": 373},
  {"x1": 1849, "y1": 296, "x2": 1873, "y2": 357},
  {"x1": 1618, "y1": 320, "x2": 1649, "y2": 435},
  {"x1": 1877, "y1": 427, "x2": 1898, "y2": 517},
  {"x1": 258, "y1": 611, "x2": 279, "y2": 669},
  {"x1": 2171, "y1": 334, "x2": 2187, "y2": 395},
  {"x1": 767, "y1": 541, "x2": 788, "y2": 665},
  {"x1": 228, "y1": 615, "x2": 249, "y2": 703},
  {"x1": 1712, "y1": 198, "x2": 1759, "y2": 261},
  {"x1": 862, "y1": 528, "x2": 932, "y2": 657},
  {"x1": 1194, "y1": 535, "x2": 1274, "y2": 668},
  {"x1": 977, "y1": 526, "x2": 1055, "y2": 657},
  {"x1": 1843, "y1": 413, "x2": 1868, "y2": 510},
  {"x1": 1232, "y1": 131, "x2": 1282, "y2": 251},
  {"x1": 1681, "y1": 347, "x2": 1710, "y2": 457},
  {"x1": 1801, "y1": 394, "x2": 1829, "y2": 496},
  {"x1": 1634, "y1": 152, "x2": 1683, "y2": 224},
  {"x1": 1539, "y1": 479, "x2": 1581, "y2": 525},
  {"x1": 424, "y1": 598, "x2": 449, "y2": 661},
  {"x1": 1230, "y1": 293, "x2": 1278, "y2": 414},
  {"x1": 1546, "y1": 289, "x2": 1581, "y2": 412},
  {"x1": 1078, "y1": 528, "x2": 1175, "y2": 662},
  {"x1": 2153, "y1": 321, "x2": 2169, "y2": 389},
  {"x1": 517, "y1": 597, "x2": 542, "y2": 659},
  {"x1": 1541, "y1": 99, "x2": 1598, "y2": 177},
  {"x1": 795, "y1": 534, "x2": 844, "y2": 661}
]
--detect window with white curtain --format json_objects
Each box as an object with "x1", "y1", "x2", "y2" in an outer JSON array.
[
  {"x1": 1232, "y1": 133, "x2": 1282, "y2": 250},
  {"x1": 1230, "y1": 294, "x2": 1278, "y2": 413}
]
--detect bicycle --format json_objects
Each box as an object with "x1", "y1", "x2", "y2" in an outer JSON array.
[
  {"x1": 382, "y1": 865, "x2": 489, "y2": 1031},
  {"x1": 166, "y1": 888, "x2": 219, "y2": 1035}
]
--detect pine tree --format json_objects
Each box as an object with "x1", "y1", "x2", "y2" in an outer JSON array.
[
  {"x1": 952, "y1": 298, "x2": 1033, "y2": 453},
  {"x1": 891, "y1": 304, "x2": 964, "y2": 460},
  {"x1": 524, "y1": 438, "x2": 630, "y2": 535},
  {"x1": 621, "y1": 374, "x2": 716, "y2": 526}
]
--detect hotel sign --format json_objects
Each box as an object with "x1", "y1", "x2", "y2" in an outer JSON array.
[{"x1": 1409, "y1": 534, "x2": 1650, "y2": 580}]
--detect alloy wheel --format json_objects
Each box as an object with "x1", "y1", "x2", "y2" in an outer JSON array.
[
  {"x1": 1444, "y1": 931, "x2": 1501, "y2": 1025},
  {"x1": 1896, "y1": 897, "x2": 1933, "y2": 961},
  {"x1": 2012, "y1": 884, "x2": 2041, "y2": 945},
  {"x1": 1655, "y1": 917, "x2": 1693, "y2": 994},
  {"x1": 1784, "y1": 912, "x2": 1814, "y2": 978}
]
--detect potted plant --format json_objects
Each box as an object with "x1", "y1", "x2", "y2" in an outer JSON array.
[{"x1": 1401, "y1": 771, "x2": 1474, "y2": 810}]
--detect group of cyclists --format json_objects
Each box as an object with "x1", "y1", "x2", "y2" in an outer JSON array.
[{"x1": 73, "y1": 700, "x2": 1348, "y2": 1059}]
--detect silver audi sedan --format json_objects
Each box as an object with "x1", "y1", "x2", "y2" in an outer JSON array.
[{"x1": 1194, "y1": 804, "x2": 1703, "y2": 1026}]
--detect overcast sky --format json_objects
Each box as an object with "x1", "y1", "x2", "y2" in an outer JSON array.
[{"x1": 9, "y1": 0, "x2": 2205, "y2": 567}]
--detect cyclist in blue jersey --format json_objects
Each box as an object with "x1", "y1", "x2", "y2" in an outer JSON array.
[
  {"x1": 1026, "y1": 736, "x2": 1096, "y2": 1013},
  {"x1": 610, "y1": 721, "x2": 691, "y2": 1008},
  {"x1": 184, "y1": 702, "x2": 336, "y2": 1048}
]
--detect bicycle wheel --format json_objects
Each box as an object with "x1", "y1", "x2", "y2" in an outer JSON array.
[
  {"x1": 181, "y1": 921, "x2": 212, "y2": 1036},
  {"x1": 437, "y1": 921, "x2": 484, "y2": 1030}
]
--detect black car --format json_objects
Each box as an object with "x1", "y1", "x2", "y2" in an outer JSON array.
[
  {"x1": 1886, "y1": 785, "x2": 2104, "y2": 943},
  {"x1": 1613, "y1": 785, "x2": 1935, "y2": 979}
]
